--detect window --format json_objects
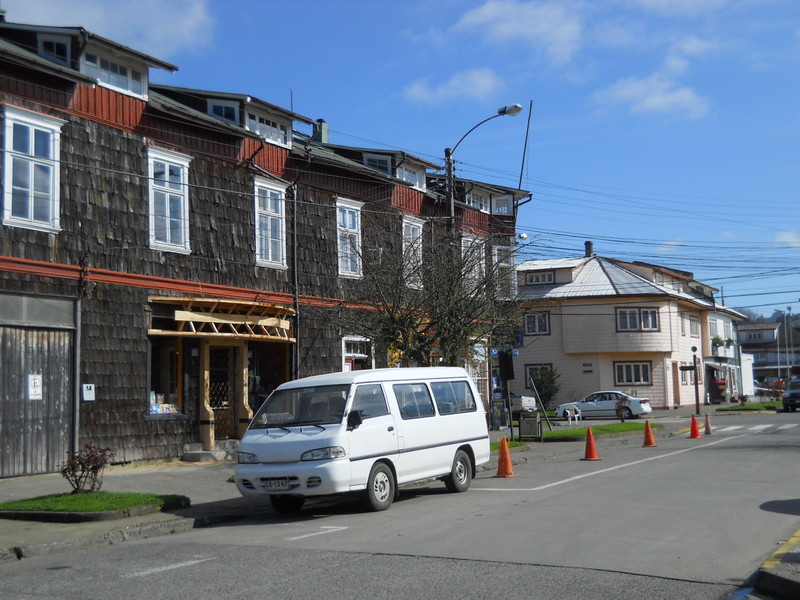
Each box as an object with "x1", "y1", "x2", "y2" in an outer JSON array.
[
  {"x1": 466, "y1": 190, "x2": 489, "y2": 212},
  {"x1": 2, "y1": 106, "x2": 64, "y2": 232},
  {"x1": 363, "y1": 154, "x2": 391, "y2": 175},
  {"x1": 689, "y1": 315, "x2": 700, "y2": 337},
  {"x1": 525, "y1": 364, "x2": 553, "y2": 389},
  {"x1": 396, "y1": 165, "x2": 425, "y2": 190},
  {"x1": 494, "y1": 245, "x2": 515, "y2": 299},
  {"x1": 255, "y1": 179, "x2": 286, "y2": 267},
  {"x1": 39, "y1": 35, "x2": 70, "y2": 67},
  {"x1": 747, "y1": 332, "x2": 763, "y2": 342},
  {"x1": 525, "y1": 312, "x2": 550, "y2": 335},
  {"x1": 343, "y1": 336, "x2": 373, "y2": 370},
  {"x1": 525, "y1": 271, "x2": 554, "y2": 285},
  {"x1": 147, "y1": 147, "x2": 192, "y2": 253},
  {"x1": 709, "y1": 319, "x2": 718, "y2": 338},
  {"x1": 208, "y1": 100, "x2": 238, "y2": 124},
  {"x1": 148, "y1": 337, "x2": 190, "y2": 416},
  {"x1": 246, "y1": 112, "x2": 289, "y2": 146},
  {"x1": 83, "y1": 52, "x2": 145, "y2": 97},
  {"x1": 615, "y1": 361, "x2": 652, "y2": 385},
  {"x1": 493, "y1": 194, "x2": 513, "y2": 215},
  {"x1": 680, "y1": 361, "x2": 700, "y2": 385},
  {"x1": 393, "y1": 382, "x2": 436, "y2": 419},
  {"x1": 351, "y1": 384, "x2": 390, "y2": 419},
  {"x1": 616, "y1": 307, "x2": 659, "y2": 332},
  {"x1": 430, "y1": 381, "x2": 477, "y2": 415},
  {"x1": 337, "y1": 198, "x2": 362, "y2": 277},
  {"x1": 462, "y1": 234, "x2": 485, "y2": 285},
  {"x1": 403, "y1": 216, "x2": 424, "y2": 288}
]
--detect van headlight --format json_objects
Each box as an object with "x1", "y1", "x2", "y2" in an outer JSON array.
[
  {"x1": 301, "y1": 447, "x2": 346, "y2": 461},
  {"x1": 238, "y1": 452, "x2": 258, "y2": 464}
]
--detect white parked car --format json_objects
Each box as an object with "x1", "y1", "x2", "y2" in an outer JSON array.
[{"x1": 554, "y1": 391, "x2": 652, "y2": 420}]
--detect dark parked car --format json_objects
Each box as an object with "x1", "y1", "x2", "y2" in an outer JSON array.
[{"x1": 782, "y1": 380, "x2": 800, "y2": 412}]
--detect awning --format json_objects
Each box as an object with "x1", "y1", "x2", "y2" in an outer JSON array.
[{"x1": 147, "y1": 297, "x2": 295, "y2": 343}]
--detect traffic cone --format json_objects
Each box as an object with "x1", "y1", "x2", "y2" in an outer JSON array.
[
  {"x1": 643, "y1": 419, "x2": 657, "y2": 447},
  {"x1": 494, "y1": 436, "x2": 519, "y2": 477},
  {"x1": 689, "y1": 414, "x2": 702, "y2": 439},
  {"x1": 581, "y1": 428, "x2": 602, "y2": 461},
  {"x1": 704, "y1": 414, "x2": 713, "y2": 435}
]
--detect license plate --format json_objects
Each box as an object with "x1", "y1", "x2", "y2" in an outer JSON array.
[{"x1": 263, "y1": 479, "x2": 290, "y2": 491}]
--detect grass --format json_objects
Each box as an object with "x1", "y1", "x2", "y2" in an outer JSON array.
[
  {"x1": 0, "y1": 491, "x2": 189, "y2": 513},
  {"x1": 717, "y1": 400, "x2": 782, "y2": 412},
  {"x1": 489, "y1": 421, "x2": 662, "y2": 449}
]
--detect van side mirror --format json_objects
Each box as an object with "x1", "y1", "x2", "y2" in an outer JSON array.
[{"x1": 346, "y1": 410, "x2": 362, "y2": 430}]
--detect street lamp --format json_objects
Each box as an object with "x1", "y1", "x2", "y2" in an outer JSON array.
[{"x1": 444, "y1": 104, "x2": 523, "y2": 230}]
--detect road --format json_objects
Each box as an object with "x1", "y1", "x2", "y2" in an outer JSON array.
[{"x1": 1, "y1": 412, "x2": 799, "y2": 599}]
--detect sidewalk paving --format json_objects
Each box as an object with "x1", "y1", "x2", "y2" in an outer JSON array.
[{"x1": 1, "y1": 405, "x2": 797, "y2": 599}]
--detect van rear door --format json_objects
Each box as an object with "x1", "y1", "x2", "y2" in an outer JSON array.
[{"x1": 346, "y1": 383, "x2": 399, "y2": 489}]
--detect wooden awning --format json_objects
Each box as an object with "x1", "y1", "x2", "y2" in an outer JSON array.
[{"x1": 147, "y1": 297, "x2": 295, "y2": 343}]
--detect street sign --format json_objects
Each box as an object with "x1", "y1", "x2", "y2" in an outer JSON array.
[{"x1": 680, "y1": 365, "x2": 696, "y2": 371}]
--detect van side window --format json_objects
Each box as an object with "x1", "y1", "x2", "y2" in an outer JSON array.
[
  {"x1": 431, "y1": 381, "x2": 477, "y2": 414},
  {"x1": 351, "y1": 384, "x2": 389, "y2": 419},
  {"x1": 393, "y1": 383, "x2": 436, "y2": 420}
]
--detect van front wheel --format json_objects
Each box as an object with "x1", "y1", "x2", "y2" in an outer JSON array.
[
  {"x1": 444, "y1": 450, "x2": 472, "y2": 493},
  {"x1": 363, "y1": 463, "x2": 394, "y2": 511}
]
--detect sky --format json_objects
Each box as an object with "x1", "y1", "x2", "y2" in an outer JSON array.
[{"x1": 6, "y1": 0, "x2": 800, "y2": 319}]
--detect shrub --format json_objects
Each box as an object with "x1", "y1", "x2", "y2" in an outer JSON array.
[{"x1": 60, "y1": 443, "x2": 115, "y2": 494}]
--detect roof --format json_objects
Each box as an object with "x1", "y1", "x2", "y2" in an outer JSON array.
[
  {"x1": 517, "y1": 255, "x2": 746, "y2": 319},
  {"x1": 0, "y1": 22, "x2": 178, "y2": 72},
  {"x1": 322, "y1": 143, "x2": 440, "y2": 170},
  {"x1": 277, "y1": 366, "x2": 471, "y2": 389},
  {"x1": 0, "y1": 36, "x2": 96, "y2": 85},
  {"x1": 150, "y1": 84, "x2": 314, "y2": 125}
]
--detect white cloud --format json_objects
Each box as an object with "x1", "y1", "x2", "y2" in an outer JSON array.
[
  {"x1": 594, "y1": 72, "x2": 708, "y2": 118},
  {"x1": 3, "y1": 0, "x2": 213, "y2": 58},
  {"x1": 404, "y1": 68, "x2": 504, "y2": 103},
  {"x1": 656, "y1": 240, "x2": 684, "y2": 253},
  {"x1": 775, "y1": 231, "x2": 800, "y2": 248},
  {"x1": 453, "y1": 0, "x2": 583, "y2": 64},
  {"x1": 623, "y1": 0, "x2": 732, "y2": 17}
]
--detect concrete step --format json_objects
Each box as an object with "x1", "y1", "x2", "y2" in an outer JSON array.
[{"x1": 181, "y1": 439, "x2": 239, "y2": 462}]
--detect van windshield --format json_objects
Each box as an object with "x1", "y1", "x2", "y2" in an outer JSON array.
[{"x1": 250, "y1": 384, "x2": 350, "y2": 429}]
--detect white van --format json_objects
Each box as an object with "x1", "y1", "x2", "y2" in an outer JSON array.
[{"x1": 235, "y1": 366, "x2": 490, "y2": 512}]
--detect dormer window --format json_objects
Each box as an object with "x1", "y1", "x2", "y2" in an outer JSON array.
[
  {"x1": 82, "y1": 51, "x2": 145, "y2": 97},
  {"x1": 364, "y1": 154, "x2": 391, "y2": 175},
  {"x1": 525, "y1": 271, "x2": 554, "y2": 285},
  {"x1": 245, "y1": 112, "x2": 289, "y2": 147},
  {"x1": 396, "y1": 164, "x2": 425, "y2": 190},
  {"x1": 39, "y1": 35, "x2": 70, "y2": 67},
  {"x1": 208, "y1": 100, "x2": 239, "y2": 124},
  {"x1": 493, "y1": 194, "x2": 513, "y2": 215},
  {"x1": 466, "y1": 190, "x2": 489, "y2": 212}
]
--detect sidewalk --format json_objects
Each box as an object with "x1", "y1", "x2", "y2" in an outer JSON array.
[{"x1": 1, "y1": 406, "x2": 798, "y2": 598}]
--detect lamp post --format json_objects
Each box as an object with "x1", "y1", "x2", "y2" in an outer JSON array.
[
  {"x1": 444, "y1": 104, "x2": 523, "y2": 231},
  {"x1": 692, "y1": 346, "x2": 700, "y2": 415}
]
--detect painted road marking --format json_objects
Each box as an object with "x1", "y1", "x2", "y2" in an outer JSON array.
[
  {"x1": 747, "y1": 424, "x2": 772, "y2": 431},
  {"x1": 124, "y1": 558, "x2": 212, "y2": 577},
  {"x1": 286, "y1": 526, "x2": 348, "y2": 541},
  {"x1": 777, "y1": 424, "x2": 799, "y2": 430},
  {"x1": 718, "y1": 426, "x2": 744, "y2": 432}
]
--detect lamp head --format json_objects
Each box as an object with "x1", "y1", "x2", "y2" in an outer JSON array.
[{"x1": 497, "y1": 104, "x2": 523, "y2": 117}]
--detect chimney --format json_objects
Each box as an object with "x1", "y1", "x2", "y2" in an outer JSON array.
[
  {"x1": 584, "y1": 241, "x2": 594, "y2": 257},
  {"x1": 311, "y1": 119, "x2": 328, "y2": 143}
]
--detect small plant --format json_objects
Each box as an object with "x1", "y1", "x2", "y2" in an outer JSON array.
[
  {"x1": 60, "y1": 443, "x2": 115, "y2": 494},
  {"x1": 711, "y1": 335, "x2": 724, "y2": 347}
]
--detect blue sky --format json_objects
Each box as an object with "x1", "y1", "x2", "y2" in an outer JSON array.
[{"x1": 7, "y1": 0, "x2": 800, "y2": 318}]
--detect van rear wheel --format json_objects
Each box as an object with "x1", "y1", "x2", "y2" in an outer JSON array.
[
  {"x1": 444, "y1": 450, "x2": 472, "y2": 493},
  {"x1": 270, "y1": 494, "x2": 305, "y2": 513},
  {"x1": 363, "y1": 462, "x2": 394, "y2": 511}
]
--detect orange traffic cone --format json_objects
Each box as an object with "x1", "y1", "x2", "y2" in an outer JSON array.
[
  {"x1": 689, "y1": 414, "x2": 702, "y2": 439},
  {"x1": 581, "y1": 427, "x2": 602, "y2": 461},
  {"x1": 494, "y1": 436, "x2": 519, "y2": 478},
  {"x1": 643, "y1": 419, "x2": 657, "y2": 447},
  {"x1": 704, "y1": 414, "x2": 713, "y2": 435}
]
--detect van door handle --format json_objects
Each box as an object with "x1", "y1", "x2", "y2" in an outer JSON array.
[{"x1": 387, "y1": 426, "x2": 394, "y2": 432}]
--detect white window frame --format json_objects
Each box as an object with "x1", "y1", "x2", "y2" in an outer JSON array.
[
  {"x1": 254, "y1": 178, "x2": 287, "y2": 269},
  {"x1": 494, "y1": 245, "x2": 516, "y2": 299},
  {"x1": 208, "y1": 100, "x2": 239, "y2": 124},
  {"x1": 245, "y1": 112, "x2": 290, "y2": 147},
  {"x1": 466, "y1": 190, "x2": 489, "y2": 212},
  {"x1": 616, "y1": 307, "x2": 659, "y2": 332},
  {"x1": 525, "y1": 311, "x2": 550, "y2": 335},
  {"x1": 39, "y1": 34, "x2": 70, "y2": 67},
  {"x1": 402, "y1": 215, "x2": 424, "y2": 288},
  {"x1": 462, "y1": 234, "x2": 485, "y2": 285},
  {"x1": 525, "y1": 271, "x2": 554, "y2": 285},
  {"x1": 689, "y1": 315, "x2": 700, "y2": 337},
  {"x1": 492, "y1": 194, "x2": 513, "y2": 215},
  {"x1": 342, "y1": 335, "x2": 374, "y2": 371},
  {"x1": 2, "y1": 106, "x2": 65, "y2": 233},
  {"x1": 81, "y1": 50, "x2": 146, "y2": 99},
  {"x1": 337, "y1": 197, "x2": 363, "y2": 278},
  {"x1": 396, "y1": 164, "x2": 425, "y2": 191},
  {"x1": 615, "y1": 361, "x2": 652, "y2": 385},
  {"x1": 363, "y1": 153, "x2": 391, "y2": 175},
  {"x1": 147, "y1": 146, "x2": 192, "y2": 254}
]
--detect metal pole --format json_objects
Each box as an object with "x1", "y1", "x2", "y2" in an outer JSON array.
[
  {"x1": 445, "y1": 147, "x2": 454, "y2": 233},
  {"x1": 693, "y1": 352, "x2": 700, "y2": 415}
]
